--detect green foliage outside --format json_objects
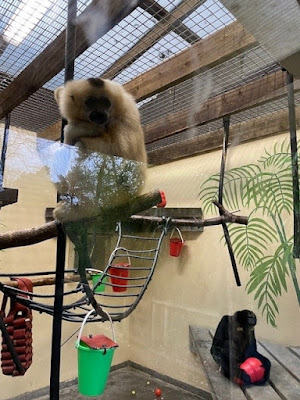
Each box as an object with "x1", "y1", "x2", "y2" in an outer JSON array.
[{"x1": 199, "y1": 139, "x2": 300, "y2": 327}]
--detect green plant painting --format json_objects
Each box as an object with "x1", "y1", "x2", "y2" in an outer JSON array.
[{"x1": 199, "y1": 138, "x2": 300, "y2": 327}]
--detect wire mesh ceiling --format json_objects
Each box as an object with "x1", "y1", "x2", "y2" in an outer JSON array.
[{"x1": 0, "y1": 0, "x2": 297, "y2": 156}]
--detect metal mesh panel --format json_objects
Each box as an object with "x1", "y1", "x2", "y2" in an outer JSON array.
[
  {"x1": 146, "y1": 92, "x2": 300, "y2": 152},
  {"x1": 139, "y1": 45, "x2": 280, "y2": 125},
  {"x1": 0, "y1": 0, "x2": 294, "y2": 144},
  {"x1": 0, "y1": 1, "x2": 90, "y2": 79}
]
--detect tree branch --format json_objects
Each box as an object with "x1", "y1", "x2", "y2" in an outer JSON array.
[
  {"x1": 0, "y1": 190, "x2": 163, "y2": 250},
  {"x1": 0, "y1": 195, "x2": 248, "y2": 251}
]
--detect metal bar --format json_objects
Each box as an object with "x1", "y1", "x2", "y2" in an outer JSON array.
[
  {"x1": 287, "y1": 72, "x2": 300, "y2": 258},
  {"x1": 49, "y1": 225, "x2": 67, "y2": 400},
  {"x1": 0, "y1": 114, "x2": 10, "y2": 190},
  {"x1": 219, "y1": 116, "x2": 241, "y2": 286},
  {"x1": 121, "y1": 234, "x2": 160, "y2": 240},
  {"x1": 111, "y1": 254, "x2": 155, "y2": 260},
  {"x1": 50, "y1": 1, "x2": 77, "y2": 398},
  {"x1": 105, "y1": 274, "x2": 149, "y2": 281},
  {"x1": 95, "y1": 292, "x2": 139, "y2": 298},
  {"x1": 116, "y1": 248, "x2": 156, "y2": 257}
]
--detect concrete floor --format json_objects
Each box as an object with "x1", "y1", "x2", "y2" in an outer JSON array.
[{"x1": 33, "y1": 366, "x2": 208, "y2": 400}]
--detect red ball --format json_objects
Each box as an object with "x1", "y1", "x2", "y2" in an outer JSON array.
[
  {"x1": 154, "y1": 388, "x2": 162, "y2": 397},
  {"x1": 240, "y1": 357, "x2": 265, "y2": 383}
]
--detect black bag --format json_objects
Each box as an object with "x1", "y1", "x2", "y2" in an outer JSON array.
[{"x1": 211, "y1": 310, "x2": 271, "y2": 386}]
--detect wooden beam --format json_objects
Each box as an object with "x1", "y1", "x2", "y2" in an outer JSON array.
[
  {"x1": 147, "y1": 105, "x2": 300, "y2": 165},
  {"x1": 102, "y1": 0, "x2": 201, "y2": 80},
  {"x1": 0, "y1": 0, "x2": 141, "y2": 120},
  {"x1": 125, "y1": 21, "x2": 257, "y2": 101},
  {"x1": 140, "y1": 0, "x2": 201, "y2": 43},
  {"x1": 144, "y1": 70, "x2": 300, "y2": 143}
]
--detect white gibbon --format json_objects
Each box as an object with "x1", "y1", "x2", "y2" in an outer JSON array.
[{"x1": 52, "y1": 77, "x2": 147, "y2": 223}]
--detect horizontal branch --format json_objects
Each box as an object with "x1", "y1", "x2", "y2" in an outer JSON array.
[
  {"x1": 0, "y1": 193, "x2": 248, "y2": 251},
  {"x1": 1, "y1": 274, "x2": 83, "y2": 288},
  {"x1": 0, "y1": 221, "x2": 58, "y2": 250},
  {"x1": 131, "y1": 207, "x2": 248, "y2": 227},
  {"x1": 0, "y1": 190, "x2": 163, "y2": 250}
]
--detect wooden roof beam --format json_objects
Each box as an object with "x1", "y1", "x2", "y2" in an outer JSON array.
[
  {"x1": 0, "y1": 0, "x2": 141, "y2": 120},
  {"x1": 140, "y1": 0, "x2": 201, "y2": 43},
  {"x1": 125, "y1": 21, "x2": 257, "y2": 101},
  {"x1": 102, "y1": 0, "x2": 202, "y2": 80},
  {"x1": 147, "y1": 105, "x2": 300, "y2": 165},
  {"x1": 144, "y1": 70, "x2": 299, "y2": 143}
]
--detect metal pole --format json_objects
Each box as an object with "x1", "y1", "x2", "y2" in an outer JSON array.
[
  {"x1": 0, "y1": 114, "x2": 10, "y2": 190},
  {"x1": 219, "y1": 116, "x2": 241, "y2": 286},
  {"x1": 49, "y1": 1, "x2": 76, "y2": 398},
  {"x1": 286, "y1": 72, "x2": 300, "y2": 258}
]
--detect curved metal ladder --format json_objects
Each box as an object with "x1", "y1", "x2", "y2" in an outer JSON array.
[{"x1": 89, "y1": 222, "x2": 167, "y2": 322}]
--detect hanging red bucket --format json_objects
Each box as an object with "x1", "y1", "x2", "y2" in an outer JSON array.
[
  {"x1": 108, "y1": 247, "x2": 130, "y2": 292},
  {"x1": 169, "y1": 227, "x2": 184, "y2": 257}
]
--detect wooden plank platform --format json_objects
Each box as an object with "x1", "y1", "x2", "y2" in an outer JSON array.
[{"x1": 189, "y1": 325, "x2": 300, "y2": 400}]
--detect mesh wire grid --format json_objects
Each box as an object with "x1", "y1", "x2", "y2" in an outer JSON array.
[
  {"x1": 0, "y1": 0, "x2": 91, "y2": 78},
  {"x1": 146, "y1": 93, "x2": 300, "y2": 153},
  {"x1": 139, "y1": 45, "x2": 280, "y2": 126},
  {"x1": 0, "y1": 0, "x2": 296, "y2": 147}
]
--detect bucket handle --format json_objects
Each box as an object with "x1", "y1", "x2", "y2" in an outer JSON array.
[
  {"x1": 108, "y1": 246, "x2": 131, "y2": 267},
  {"x1": 86, "y1": 268, "x2": 104, "y2": 274},
  {"x1": 170, "y1": 227, "x2": 184, "y2": 243},
  {"x1": 76, "y1": 309, "x2": 116, "y2": 347}
]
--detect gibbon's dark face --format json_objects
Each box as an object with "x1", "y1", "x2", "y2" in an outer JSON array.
[
  {"x1": 55, "y1": 77, "x2": 117, "y2": 126},
  {"x1": 84, "y1": 78, "x2": 112, "y2": 126}
]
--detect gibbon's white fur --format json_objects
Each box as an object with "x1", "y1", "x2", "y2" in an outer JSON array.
[{"x1": 53, "y1": 77, "x2": 147, "y2": 222}]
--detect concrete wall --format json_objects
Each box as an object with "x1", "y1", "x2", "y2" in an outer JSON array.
[
  {"x1": 0, "y1": 127, "x2": 299, "y2": 398},
  {"x1": 127, "y1": 130, "x2": 300, "y2": 391},
  {"x1": 0, "y1": 128, "x2": 130, "y2": 399}
]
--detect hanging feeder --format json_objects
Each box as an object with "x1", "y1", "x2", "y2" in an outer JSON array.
[
  {"x1": 1, "y1": 278, "x2": 33, "y2": 376},
  {"x1": 76, "y1": 309, "x2": 118, "y2": 396},
  {"x1": 169, "y1": 227, "x2": 184, "y2": 257},
  {"x1": 108, "y1": 247, "x2": 130, "y2": 292}
]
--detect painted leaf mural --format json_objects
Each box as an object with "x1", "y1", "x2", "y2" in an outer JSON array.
[{"x1": 199, "y1": 138, "x2": 300, "y2": 327}]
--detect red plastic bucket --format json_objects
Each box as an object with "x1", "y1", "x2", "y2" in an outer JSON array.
[
  {"x1": 108, "y1": 247, "x2": 131, "y2": 292},
  {"x1": 109, "y1": 263, "x2": 130, "y2": 292},
  {"x1": 169, "y1": 227, "x2": 184, "y2": 257}
]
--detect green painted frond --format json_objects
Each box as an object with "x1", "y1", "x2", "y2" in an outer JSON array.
[
  {"x1": 243, "y1": 169, "x2": 293, "y2": 215},
  {"x1": 259, "y1": 139, "x2": 291, "y2": 169},
  {"x1": 199, "y1": 174, "x2": 220, "y2": 214},
  {"x1": 227, "y1": 215, "x2": 277, "y2": 271},
  {"x1": 246, "y1": 255, "x2": 282, "y2": 327},
  {"x1": 199, "y1": 164, "x2": 261, "y2": 214},
  {"x1": 199, "y1": 137, "x2": 300, "y2": 326}
]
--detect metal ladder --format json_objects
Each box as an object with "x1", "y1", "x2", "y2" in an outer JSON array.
[{"x1": 89, "y1": 222, "x2": 167, "y2": 322}]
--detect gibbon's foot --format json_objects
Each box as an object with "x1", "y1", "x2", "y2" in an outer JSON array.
[{"x1": 53, "y1": 200, "x2": 96, "y2": 223}]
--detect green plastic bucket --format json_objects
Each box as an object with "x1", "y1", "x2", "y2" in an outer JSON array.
[
  {"x1": 76, "y1": 310, "x2": 118, "y2": 396},
  {"x1": 76, "y1": 342, "x2": 115, "y2": 396},
  {"x1": 87, "y1": 269, "x2": 107, "y2": 293}
]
